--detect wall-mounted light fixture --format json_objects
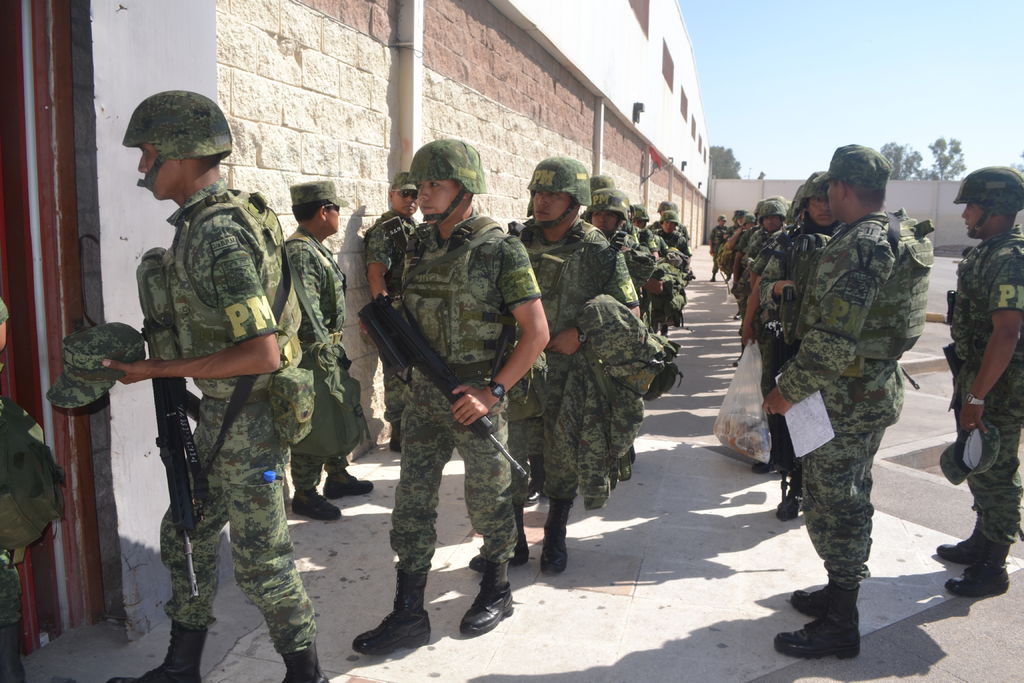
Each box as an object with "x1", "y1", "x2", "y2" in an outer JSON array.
[
  {"x1": 632, "y1": 102, "x2": 644, "y2": 124},
  {"x1": 680, "y1": 160, "x2": 687, "y2": 171}
]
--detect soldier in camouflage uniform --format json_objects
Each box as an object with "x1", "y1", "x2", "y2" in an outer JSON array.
[
  {"x1": 938, "y1": 166, "x2": 1024, "y2": 598},
  {"x1": 728, "y1": 211, "x2": 758, "y2": 320},
  {"x1": 740, "y1": 197, "x2": 789, "y2": 350},
  {"x1": 516, "y1": 157, "x2": 640, "y2": 575},
  {"x1": 364, "y1": 172, "x2": 419, "y2": 451},
  {"x1": 753, "y1": 173, "x2": 838, "y2": 513},
  {"x1": 106, "y1": 91, "x2": 327, "y2": 682},
  {"x1": 764, "y1": 145, "x2": 902, "y2": 660},
  {"x1": 710, "y1": 214, "x2": 729, "y2": 281},
  {"x1": 352, "y1": 139, "x2": 548, "y2": 655},
  {"x1": 632, "y1": 204, "x2": 668, "y2": 259},
  {"x1": 658, "y1": 210, "x2": 692, "y2": 256},
  {"x1": 590, "y1": 188, "x2": 656, "y2": 297},
  {"x1": 286, "y1": 181, "x2": 373, "y2": 522},
  {"x1": 0, "y1": 295, "x2": 25, "y2": 683},
  {"x1": 580, "y1": 174, "x2": 615, "y2": 223},
  {"x1": 645, "y1": 248, "x2": 694, "y2": 335}
]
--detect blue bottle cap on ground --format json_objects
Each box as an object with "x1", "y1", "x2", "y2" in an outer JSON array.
[{"x1": 263, "y1": 470, "x2": 277, "y2": 483}]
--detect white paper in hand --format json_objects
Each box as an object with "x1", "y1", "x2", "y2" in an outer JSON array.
[{"x1": 783, "y1": 390, "x2": 835, "y2": 458}]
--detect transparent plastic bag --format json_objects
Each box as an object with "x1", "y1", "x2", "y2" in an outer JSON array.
[{"x1": 713, "y1": 343, "x2": 771, "y2": 462}]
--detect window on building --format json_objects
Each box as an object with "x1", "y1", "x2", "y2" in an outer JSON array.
[
  {"x1": 662, "y1": 40, "x2": 673, "y2": 89},
  {"x1": 698, "y1": 135, "x2": 703, "y2": 155},
  {"x1": 691, "y1": 117, "x2": 696, "y2": 140},
  {"x1": 630, "y1": 0, "x2": 649, "y2": 36},
  {"x1": 680, "y1": 87, "x2": 688, "y2": 121}
]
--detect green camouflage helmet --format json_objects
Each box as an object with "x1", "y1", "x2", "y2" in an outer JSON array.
[
  {"x1": 591, "y1": 189, "x2": 631, "y2": 221},
  {"x1": 631, "y1": 204, "x2": 649, "y2": 222},
  {"x1": 528, "y1": 157, "x2": 591, "y2": 206},
  {"x1": 122, "y1": 90, "x2": 232, "y2": 160},
  {"x1": 46, "y1": 323, "x2": 146, "y2": 408},
  {"x1": 660, "y1": 209, "x2": 681, "y2": 225},
  {"x1": 789, "y1": 171, "x2": 829, "y2": 221},
  {"x1": 590, "y1": 175, "x2": 616, "y2": 192},
  {"x1": 756, "y1": 196, "x2": 789, "y2": 221},
  {"x1": 742, "y1": 212, "x2": 756, "y2": 225},
  {"x1": 658, "y1": 201, "x2": 679, "y2": 214},
  {"x1": 953, "y1": 166, "x2": 1024, "y2": 215},
  {"x1": 732, "y1": 209, "x2": 747, "y2": 220},
  {"x1": 408, "y1": 139, "x2": 487, "y2": 194}
]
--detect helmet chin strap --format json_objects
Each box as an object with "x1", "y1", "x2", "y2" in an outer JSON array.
[
  {"x1": 422, "y1": 187, "x2": 467, "y2": 224},
  {"x1": 137, "y1": 156, "x2": 165, "y2": 191},
  {"x1": 533, "y1": 199, "x2": 578, "y2": 229}
]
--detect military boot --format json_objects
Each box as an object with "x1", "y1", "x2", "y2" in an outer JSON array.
[
  {"x1": 389, "y1": 422, "x2": 402, "y2": 452},
  {"x1": 468, "y1": 506, "x2": 528, "y2": 572},
  {"x1": 352, "y1": 571, "x2": 430, "y2": 655},
  {"x1": 775, "y1": 584, "x2": 859, "y2": 659},
  {"x1": 937, "y1": 515, "x2": 986, "y2": 565},
  {"x1": 291, "y1": 488, "x2": 341, "y2": 521},
  {"x1": 789, "y1": 581, "x2": 832, "y2": 619},
  {"x1": 946, "y1": 540, "x2": 1010, "y2": 597},
  {"x1": 460, "y1": 561, "x2": 513, "y2": 636},
  {"x1": 0, "y1": 621, "x2": 25, "y2": 683},
  {"x1": 323, "y1": 469, "x2": 373, "y2": 499},
  {"x1": 540, "y1": 497, "x2": 573, "y2": 574},
  {"x1": 106, "y1": 622, "x2": 206, "y2": 682},
  {"x1": 281, "y1": 642, "x2": 328, "y2": 683}
]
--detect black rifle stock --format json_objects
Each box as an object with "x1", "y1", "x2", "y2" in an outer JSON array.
[
  {"x1": 152, "y1": 376, "x2": 201, "y2": 597},
  {"x1": 359, "y1": 295, "x2": 527, "y2": 477}
]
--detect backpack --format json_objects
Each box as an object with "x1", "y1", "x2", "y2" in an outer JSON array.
[
  {"x1": 576, "y1": 295, "x2": 683, "y2": 401},
  {"x1": 857, "y1": 210, "x2": 934, "y2": 359},
  {"x1": 0, "y1": 397, "x2": 64, "y2": 550}
]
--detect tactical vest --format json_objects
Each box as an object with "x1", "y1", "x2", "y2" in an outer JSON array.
[
  {"x1": 162, "y1": 190, "x2": 302, "y2": 399},
  {"x1": 402, "y1": 216, "x2": 510, "y2": 366},
  {"x1": 521, "y1": 222, "x2": 608, "y2": 334},
  {"x1": 856, "y1": 212, "x2": 934, "y2": 359},
  {"x1": 772, "y1": 225, "x2": 832, "y2": 344},
  {"x1": 286, "y1": 231, "x2": 346, "y2": 336}
]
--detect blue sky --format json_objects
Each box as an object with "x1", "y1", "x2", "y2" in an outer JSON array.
[{"x1": 680, "y1": 0, "x2": 1023, "y2": 179}]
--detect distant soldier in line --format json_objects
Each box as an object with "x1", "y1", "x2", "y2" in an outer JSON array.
[
  {"x1": 590, "y1": 188, "x2": 656, "y2": 298},
  {"x1": 658, "y1": 210, "x2": 691, "y2": 256},
  {"x1": 364, "y1": 172, "x2": 419, "y2": 451},
  {"x1": 940, "y1": 166, "x2": 1024, "y2": 598},
  {"x1": 709, "y1": 214, "x2": 730, "y2": 281},
  {"x1": 632, "y1": 204, "x2": 667, "y2": 259},
  {"x1": 581, "y1": 174, "x2": 616, "y2": 223},
  {"x1": 286, "y1": 181, "x2": 373, "y2": 522},
  {"x1": 726, "y1": 211, "x2": 757, "y2": 321}
]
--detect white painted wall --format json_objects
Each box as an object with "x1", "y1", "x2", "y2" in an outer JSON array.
[
  {"x1": 91, "y1": 0, "x2": 217, "y2": 638},
  {"x1": 503, "y1": 0, "x2": 710, "y2": 186},
  {"x1": 709, "y1": 179, "x2": 966, "y2": 250}
]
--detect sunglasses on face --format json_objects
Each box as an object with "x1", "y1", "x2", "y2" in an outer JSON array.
[
  {"x1": 324, "y1": 203, "x2": 340, "y2": 213},
  {"x1": 399, "y1": 190, "x2": 418, "y2": 199}
]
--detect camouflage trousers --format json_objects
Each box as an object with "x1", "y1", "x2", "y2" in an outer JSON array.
[
  {"x1": 507, "y1": 416, "x2": 543, "y2": 506},
  {"x1": 0, "y1": 550, "x2": 19, "y2": 627},
  {"x1": 383, "y1": 371, "x2": 407, "y2": 426},
  {"x1": 801, "y1": 430, "x2": 884, "y2": 590},
  {"x1": 161, "y1": 397, "x2": 316, "y2": 655},
  {"x1": 967, "y1": 416, "x2": 1022, "y2": 545},
  {"x1": 535, "y1": 353, "x2": 585, "y2": 501},
  {"x1": 390, "y1": 373, "x2": 515, "y2": 573},
  {"x1": 290, "y1": 450, "x2": 346, "y2": 491}
]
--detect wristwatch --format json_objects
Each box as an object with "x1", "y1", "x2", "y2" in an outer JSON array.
[
  {"x1": 577, "y1": 330, "x2": 588, "y2": 344},
  {"x1": 488, "y1": 381, "x2": 506, "y2": 400},
  {"x1": 965, "y1": 392, "x2": 985, "y2": 406}
]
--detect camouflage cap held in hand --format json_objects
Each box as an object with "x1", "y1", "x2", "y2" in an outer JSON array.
[
  {"x1": 390, "y1": 172, "x2": 417, "y2": 191},
  {"x1": 47, "y1": 323, "x2": 146, "y2": 408},
  {"x1": 289, "y1": 181, "x2": 348, "y2": 209},
  {"x1": 821, "y1": 144, "x2": 891, "y2": 190},
  {"x1": 940, "y1": 423, "x2": 1000, "y2": 486}
]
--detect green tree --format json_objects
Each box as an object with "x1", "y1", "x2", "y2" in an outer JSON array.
[
  {"x1": 924, "y1": 137, "x2": 967, "y2": 180},
  {"x1": 709, "y1": 146, "x2": 741, "y2": 179},
  {"x1": 1013, "y1": 151, "x2": 1024, "y2": 173},
  {"x1": 880, "y1": 142, "x2": 924, "y2": 180}
]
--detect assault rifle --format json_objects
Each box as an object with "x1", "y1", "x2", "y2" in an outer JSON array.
[
  {"x1": 152, "y1": 376, "x2": 204, "y2": 597},
  {"x1": 358, "y1": 294, "x2": 527, "y2": 477}
]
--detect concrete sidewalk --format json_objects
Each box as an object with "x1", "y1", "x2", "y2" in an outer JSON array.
[{"x1": 26, "y1": 249, "x2": 1022, "y2": 682}]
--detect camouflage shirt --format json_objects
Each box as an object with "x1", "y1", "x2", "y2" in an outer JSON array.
[
  {"x1": 659, "y1": 229, "x2": 690, "y2": 255},
  {"x1": 285, "y1": 228, "x2": 346, "y2": 345},
  {"x1": 710, "y1": 224, "x2": 730, "y2": 254},
  {"x1": 364, "y1": 210, "x2": 418, "y2": 294},
  {"x1": 520, "y1": 219, "x2": 639, "y2": 335},
  {"x1": 776, "y1": 212, "x2": 902, "y2": 432},
  {"x1": 952, "y1": 225, "x2": 1024, "y2": 421}
]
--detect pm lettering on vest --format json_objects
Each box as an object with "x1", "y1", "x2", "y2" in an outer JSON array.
[
  {"x1": 225, "y1": 295, "x2": 276, "y2": 339},
  {"x1": 996, "y1": 284, "x2": 1024, "y2": 309}
]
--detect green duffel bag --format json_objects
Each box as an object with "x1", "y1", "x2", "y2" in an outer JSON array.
[{"x1": 291, "y1": 342, "x2": 369, "y2": 459}]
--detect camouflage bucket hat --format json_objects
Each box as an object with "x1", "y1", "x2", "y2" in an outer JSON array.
[
  {"x1": 390, "y1": 171, "x2": 417, "y2": 191},
  {"x1": 940, "y1": 424, "x2": 1000, "y2": 485},
  {"x1": 658, "y1": 201, "x2": 679, "y2": 214},
  {"x1": 590, "y1": 188, "x2": 631, "y2": 220},
  {"x1": 289, "y1": 180, "x2": 348, "y2": 209},
  {"x1": 953, "y1": 167, "x2": 1024, "y2": 215},
  {"x1": 631, "y1": 204, "x2": 650, "y2": 221},
  {"x1": 528, "y1": 157, "x2": 591, "y2": 206},
  {"x1": 660, "y1": 210, "x2": 681, "y2": 225},
  {"x1": 47, "y1": 323, "x2": 146, "y2": 408},
  {"x1": 122, "y1": 90, "x2": 232, "y2": 160},
  {"x1": 821, "y1": 144, "x2": 891, "y2": 190},
  {"x1": 408, "y1": 139, "x2": 487, "y2": 194}
]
